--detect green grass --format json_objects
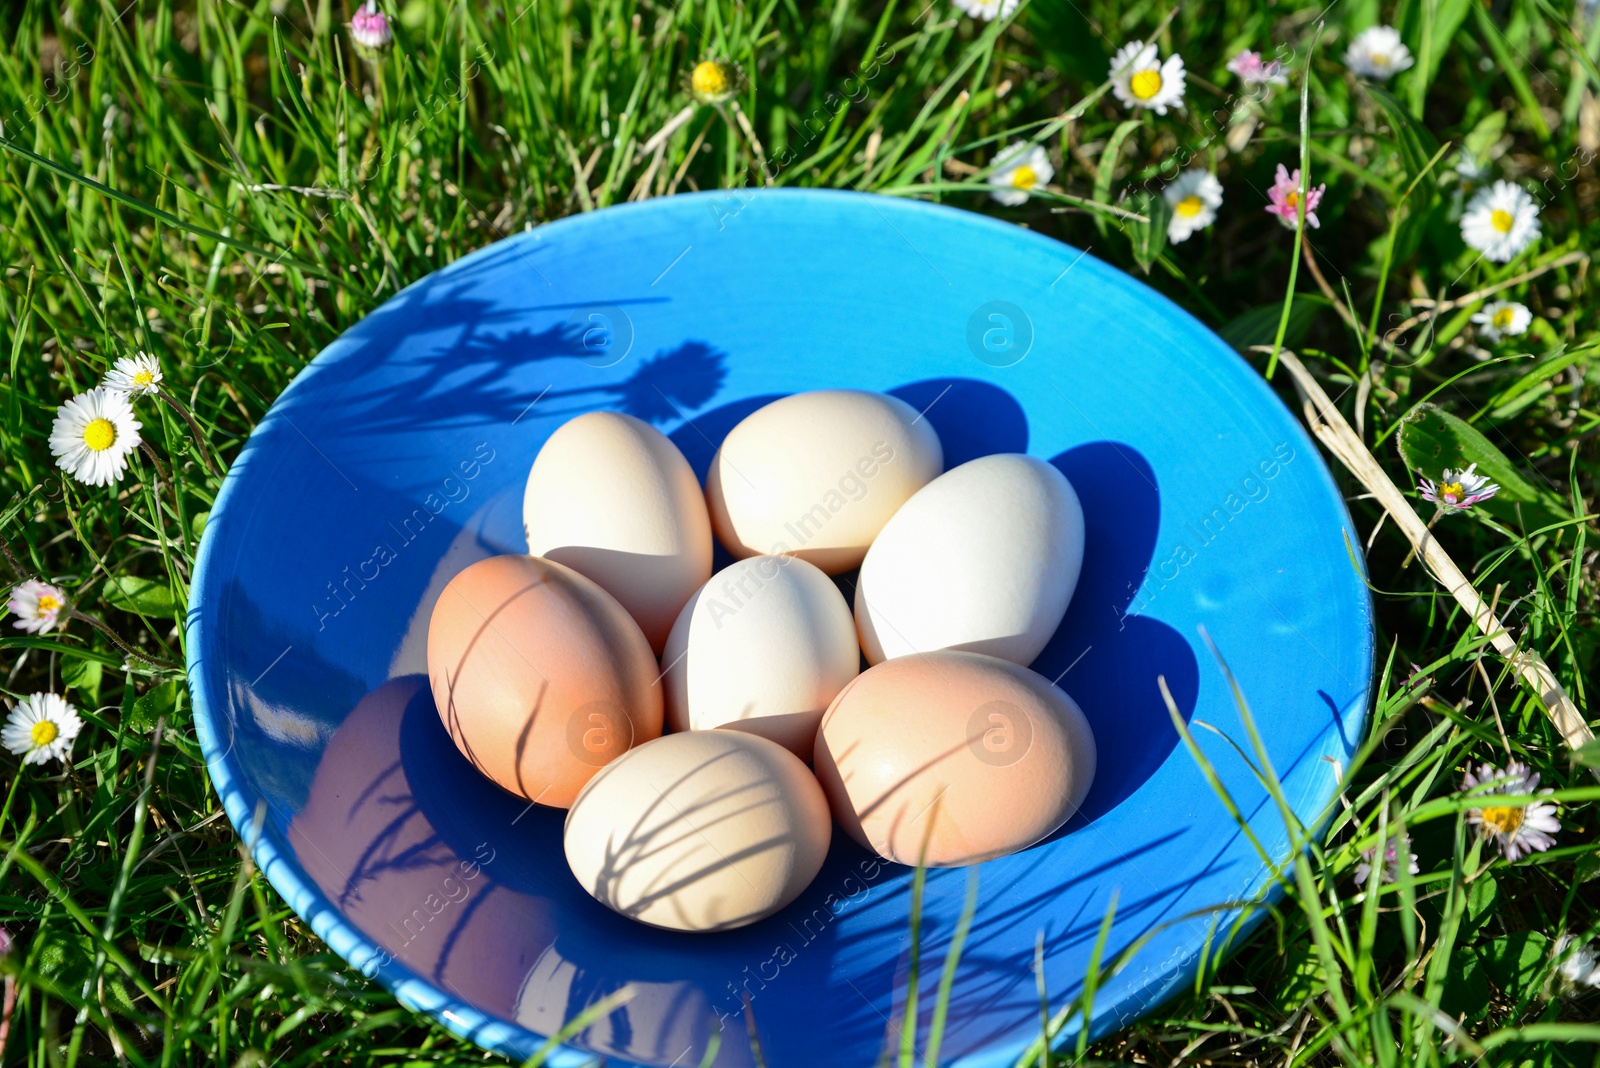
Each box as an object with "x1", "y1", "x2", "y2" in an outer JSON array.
[{"x1": 2, "y1": 0, "x2": 1600, "y2": 1064}]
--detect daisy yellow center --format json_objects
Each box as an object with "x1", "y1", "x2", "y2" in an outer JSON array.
[
  {"x1": 691, "y1": 62, "x2": 728, "y2": 97},
  {"x1": 1176, "y1": 195, "x2": 1204, "y2": 217},
  {"x1": 31, "y1": 720, "x2": 58, "y2": 747},
  {"x1": 82, "y1": 418, "x2": 116, "y2": 452},
  {"x1": 133, "y1": 370, "x2": 155, "y2": 387},
  {"x1": 1284, "y1": 190, "x2": 1299, "y2": 209},
  {"x1": 1439, "y1": 481, "x2": 1464, "y2": 501},
  {"x1": 1492, "y1": 307, "x2": 1516, "y2": 329},
  {"x1": 1011, "y1": 165, "x2": 1038, "y2": 190},
  {"x1": 36, "y1": 594, "x2": 61, "y2": 613},
  {"x1": 1490, "y1": 209, "x2": 1514, "y2": 234},
  {"x1": 1370, "y1": 53, "x2": 1390, "y2": 67},
  {"x1": 1479, "y1": 805, "x2": 1523, "y2": 835},
  {"x1": 1129, "y1": 69, "x2": 1163, "y2": 100}
]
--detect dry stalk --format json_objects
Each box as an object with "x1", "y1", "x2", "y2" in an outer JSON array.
[
  {"x1": 1264, "y1": 346, "x2": 1594, "y2": 756},
  {"x1": 1381, "y1": 249, "x2": 1589, "y2": 342}
]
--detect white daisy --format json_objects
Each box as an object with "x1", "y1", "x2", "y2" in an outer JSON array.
[
  {"x1": 1462, "y1": 761, "x2": 1560, "y2": 862},
  {"x1": 2, "y1": 692, "x2": 83, "y2": 766},
  {"x1": 1419, "y1": 463, "x2": 1500, "y2": 512},
  {"x1": 1110, "y1": 42, "x2": 1186, "y2": 116},
  {"x1": 1163, "y1": 169, "x2": 1223, "y2": 243},
  {"x1": 1345, "y1": 26, "x2": 1415, "y2": 80},
  {"x1": 1461, "y1": 180, "x2": 1541, "y2": 263},
  {"x1": 1454, "y1": 152, "x2": 1490, "y2": 185},
  {"x1": 1555, "y1": 935, "x2": 1600, "y2": 991},
  {"x1": 987, "y1": 142, "x2": 1054, "y2": 207},
  {"x1": 102, "y1": 352, "x2": 163, "y2": 399},
  {"x1": 7, "y1": 579, "x2": 67, "y2": 634},
  {"x1": 1471, "y1": 300, "x2": 1532, "y2": 343},
  {"x1": 952, "y1": 0, "x2": 1019, "y2": 20},
  {"x1": 49, "y1": 387, "x2": 142, "y2": 487}
]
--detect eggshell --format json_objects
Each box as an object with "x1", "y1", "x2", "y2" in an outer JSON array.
[
  {"x1": 564, "y1": 730, "x2": 832, "y2": 932},
  {"x1": 524, "y1": 411, "x2": 713, "y2": 652},
  {"x1": 663, "y1": 555, "x2": 859, "y2": 757},
  {"x1": 813, "y1": 650, "x2": 1096, "y2": 867},
  {"x1": 706, "y1": 390, "x2": 943, "y2": 574},
  {"x1": 855, "y1": 453, "x2": 1084, "y2": 666},
  {"x1": 427, "y1": 554, "x2": 663, "y2": 808}
]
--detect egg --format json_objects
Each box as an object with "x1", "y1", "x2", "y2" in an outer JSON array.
[
  {"x1": 564, "y1": 730, "x2": 832, "y2": 932},
  {"x1": 854, "y1": 453, "x2": 1084, "y2": 666},
  {"x1": 524, "y1": 411, "x2": 713, "y2": 652},
  {"x1": 427, "y1": 554, "x2": 663, "y2": 808},
  {"x1": 813, "y1": 650, "x2": 1096, "y2": 867},
  {"x1": 662, "y1": 555, "x2": 859, "y2": 757},
  {"x1": 706, "y1": 390, "x2": 943, "y2": 574}
]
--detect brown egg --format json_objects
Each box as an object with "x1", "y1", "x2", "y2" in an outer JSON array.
[
  {"x1": 813, "y1": 650, "x2": 1096, "y2": 867},
  {"x1": 427, "y1": 554, "x2": 663, "y2": 808}
]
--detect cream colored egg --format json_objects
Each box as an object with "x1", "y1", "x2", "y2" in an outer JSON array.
[
  {"x1": 663, "y1": 555, "x2": 859, "y2": 757},
  {"x1": 564, "y1": 731, "x2": 832, "y2": 932},
  {"x1": 814, "y1": 650, "x2": 1096, "y2": 867},
  {"x1": 706, "y1": 390, "x2": 943, "y2": 574},
  {"x1": 855, "y1": 453, "x2": 1084, "y2": 666},
  {"x1": 524, "y1": 411, "x2": 713, "y2": 652}
]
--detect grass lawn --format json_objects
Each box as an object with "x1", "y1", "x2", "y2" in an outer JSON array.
[{"x1": 2, "y1": 0, "x2": 1600, "y2": 1064}]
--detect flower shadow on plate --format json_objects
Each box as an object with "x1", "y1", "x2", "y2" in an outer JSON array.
[
  {"x1": 269, "y1": 238, "x2": 723, "y2": 437},
  {"x1": 263, "y1": 372, "x2": 1208, "y2": 1068}
]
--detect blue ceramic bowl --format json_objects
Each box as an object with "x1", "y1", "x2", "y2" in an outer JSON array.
[{"x1": 187, "y1": 189, "x2": 1372, "y2": 1068}]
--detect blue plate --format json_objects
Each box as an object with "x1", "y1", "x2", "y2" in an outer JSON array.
[{"x1": 187, "y1": 189, "x2": 1372, "y2": 1068}]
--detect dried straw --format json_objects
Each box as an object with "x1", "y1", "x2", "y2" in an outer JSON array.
[{"x1": 1265, "y1": 346, "x2": 1595, "y2": 756}]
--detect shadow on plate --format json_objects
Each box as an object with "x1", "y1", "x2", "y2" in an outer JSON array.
[{"x1": 275, "y1": 374, "x2": 1204, "y2": 1067}]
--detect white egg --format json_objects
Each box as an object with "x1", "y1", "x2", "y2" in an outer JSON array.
[
  {"x1": 854, "y1": 453, "x2": 1084, "y2": 666},
  {"x1": 706, "y1": 390, "x2": 943, "y2": 574},
  {"x1": 663, "y1": 555, "x2": 859, "y2": 757},
  {"x1": 523, "y1": 411, "x2": 713, "y2": 653},
  {"x1": 564, "y1": 731, "x2": 832, "y2": 932}
]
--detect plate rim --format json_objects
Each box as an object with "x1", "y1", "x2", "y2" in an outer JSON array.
[{"x1": 186, "y1": 186, "x2": 1375, "y2": 1068}]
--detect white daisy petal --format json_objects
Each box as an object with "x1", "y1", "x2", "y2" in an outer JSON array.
[
  {"x1": 102, "y1": 352, "x2": 164, "y2": 399},
  {"x1": 1470, "y1": 300, "x2": 1532, "y2": 343},
  {"x1": 1462, "y1": 760, "x2": 1560, "y2": 862},
  {"x1": 1345, "y1": 25, "x2": 1415, "y2": 80},
  {"x1": 986, "y1": 142, "x2": 1054, "y2": 206},
  {"x1": 1163, "y1": 168, "x2": 1223, "y2": 243},
  {"x1": 1556, "y1": 936, "x2": 1600, "y2": 991},
  {"x1": 7, "y1": 579, "x2": 67, "y2": 634},
  {"x1": 1110, "y1": 41, "x2": 1186, "y2": 115},
  {"x1": 1461, "y1": 181, "x2": 1541, "y2": 263},
  {"x1": 2, "y1": 692, "x2": 83, "y2": 766},
  {"x1": 952, "y1": 0, "x2": 1019, "y2": 20},
  {"x1": 1454, "y1": 152, "x2": 1490, "y2": 184},
  {"x1": 49, "y1": 387, "x2": 143, "y2": 487}
]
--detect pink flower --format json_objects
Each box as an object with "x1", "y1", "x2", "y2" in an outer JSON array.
[
  {"x1": 1227, "y1": 49, "x2": 1288, "y2": 87},
  {"x1": 350, "y1": 1, "x2": 392, "y2": 52},
  {"x1": 1418, "y1": 463, "x2": 1499, "y2": 512},
  {"x1": 1264, "y1": 163, "x2": 1326, "y2": 230},
  {"x1": 1353, "y1": 837, "x2": 1419, "y2": 887}
]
